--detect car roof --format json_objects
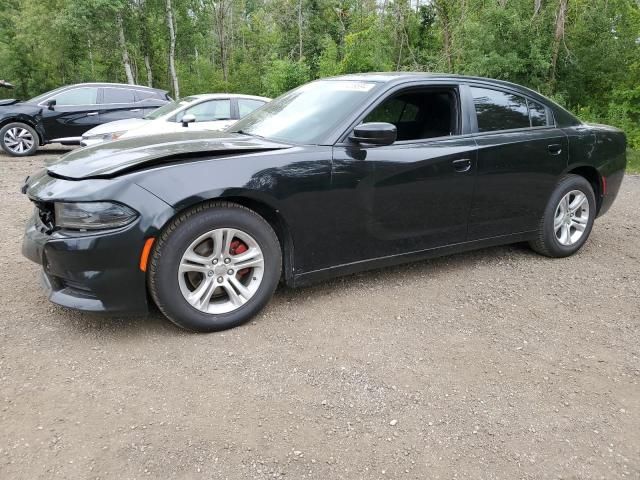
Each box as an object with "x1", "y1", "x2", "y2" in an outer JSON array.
[
  {"x1": 189, "y1": 93, "x2": 271, "y2": 101},
  {"x1": 57, "y1": 82, "x2": 167, "y2": 93},
  {"x1": 328, "y1": 72, "x2": 535, "y2": 93}
]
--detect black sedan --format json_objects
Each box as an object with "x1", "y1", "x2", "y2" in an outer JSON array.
[
  {"x1": 22, "y1": 73, "x2": 626, "y2": 332},
  {"x1": 0, "y1": 83, "x2": 170, "y2": 156}
]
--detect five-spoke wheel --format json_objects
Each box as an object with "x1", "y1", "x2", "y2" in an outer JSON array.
[
  {"x1": 178, "y1": 228, "x2": 265, "y2": 314},
  {"x1": 149, "y1": 202, "x2": 281, "y2": 332},
  {"x1": 530, "y1": 174, "x2": 596, "y2": 257}
]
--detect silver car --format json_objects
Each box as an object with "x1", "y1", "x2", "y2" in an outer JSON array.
[{"x1": 80, "y1": 93, "x2": 270, "y2": 147}]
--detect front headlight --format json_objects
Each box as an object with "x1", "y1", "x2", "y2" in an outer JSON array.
[
  {"x1": 82, "y1": 131, "x2": 127, "y2": 142},
  {"x1": 54, "y1": 202, "x2": 138, "y2": 230},
  {"x1": 108, "y1": 131, "x2": 127, "y2": 140}
]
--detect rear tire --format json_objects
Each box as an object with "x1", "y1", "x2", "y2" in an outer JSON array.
[
  {"x1": 529, "y1": 174, "x2": 596, "y2": 258},
  {"x1": 149, "y1": 201, "x2": 281, "y2": 332},
  {"x1": 0, "y1": 122, "x2": 39, "y2": 156}
]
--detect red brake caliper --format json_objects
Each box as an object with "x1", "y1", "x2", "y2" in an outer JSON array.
[{"x1": 229, "y1": 240, "x2": 250, "y2": 277}]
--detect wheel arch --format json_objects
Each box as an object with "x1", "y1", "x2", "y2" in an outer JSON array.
[
  {"x1": 566, "y1": 165, "x2": 603, "y2": 214},
  {"x1": 157, "y1": 195, "x2": 296, "y2": 286}
]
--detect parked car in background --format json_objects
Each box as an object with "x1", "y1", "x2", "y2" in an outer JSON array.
[
  {"x1": 80, "y1": 94, "x2": 270, "y2": 147},
  {"x1": 21, "y1": 73, "x2": 626, "y2": 332},
  {"x1": 0, "y1": 83, "x2": 170, "y2": 156}
]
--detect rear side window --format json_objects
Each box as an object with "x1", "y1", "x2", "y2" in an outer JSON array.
[
  {"x1": 136, "y1": 90, "x2": 163, "y2": 102},
  {"x1": 102, "y1": 88, "x2": 135, "y2": 104},
  {"x1": 528, "y1": 98, "x2": 549, "y2": 127},
  {"x1": 238, "y1": 99, "x2": 266, "y2": 118},
  {"x1": 471, "y1": 87, "x2": 529, "y2": 132},
  {"x1": 51, "y1": 87, "x2": 98, "y2": 106}
]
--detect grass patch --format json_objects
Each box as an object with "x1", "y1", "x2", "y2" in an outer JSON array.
[{"x1": 628, "y1": 150, "x2": 640, "y2": 174}]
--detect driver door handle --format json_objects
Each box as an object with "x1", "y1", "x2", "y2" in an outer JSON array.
[
  {"x1": 548, "y1": 143, "x2": 562, "y2": 155},
  {"x1": 452, "y1": 158, "x2": 472, "y2": 173},
  {"x1": 86, "y1": 112, "x2": 98, "y2": 116}
]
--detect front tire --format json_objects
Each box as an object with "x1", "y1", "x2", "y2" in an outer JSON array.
[
  {"x1": 0, "y1": 122, "x2": 39, "y2": 156},
  {"x1": 149, "y1": 202, "x2": 282, "y2": 332},
  {"x1": 529, "y1": 174, "x2": 596, "y2": 258}
]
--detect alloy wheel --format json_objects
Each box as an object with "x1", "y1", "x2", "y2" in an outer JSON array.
[
  {"x1": 177, "y1": 227, "x2": 265, "y2": 314},
  {"x1": 3, "y1": 127, "x2": 35, "y2": 154},
  {"x1": 554, "y1": 189, "x2": 590, "y2": 246}
]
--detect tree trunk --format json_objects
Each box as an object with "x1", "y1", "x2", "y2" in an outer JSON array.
[
  {"x1": 144, "y1": 54, "x2": 153, "y2": 87},
  {"x1": 213, "y1": 1, "x2": 230, "y2": 82},
  {"x1": 166, "y1": 0, "x2": 179, "y2": 98},
  {"x1": 87, "y1": 37, "x2": 95, "y2": 79},
  {"x1": 549, "y1": 0, "x2": 568, "y2": 89},
  {"x1": 534, "y1": 0, "x2": 543, "y2": 16},
  {"x1": 435, "y1": 0, "x2": 453, "y2": 71},
  {"x1": 298, "y1": 0, "x2": 303, "y2": 60},
  {"x1": 116, "y1": 13, "x2": 135, "y2": 84}
]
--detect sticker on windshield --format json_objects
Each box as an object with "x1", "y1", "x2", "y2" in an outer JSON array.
[{"x1": 331, "y1": 81, "x2": 376, "y2": 92}]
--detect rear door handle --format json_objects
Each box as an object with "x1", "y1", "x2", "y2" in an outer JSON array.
[
  {"x1": 452, "y1": 158, "x2": 472, "y2": 173},
  {"x1": 548, "y1": 143, "x2": 562, "y2": 155},
  {"x1": 130, "y1": 108, "x2": 142, "y2": 112},
  {"x1": 86, "y1": 112, "x2": 98, "y2": 116}
]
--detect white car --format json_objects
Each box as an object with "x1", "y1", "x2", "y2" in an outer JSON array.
[{"x1": 80, "y1": 93, "x2": 270, "y2": 147}]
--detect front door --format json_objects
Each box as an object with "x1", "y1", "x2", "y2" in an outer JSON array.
[
  {"x1": 329, "y1": 85, "x2": 477, "y2": 267},
  {"x1": 40, "y1": 86, "x2": 101, "y2": 140}
]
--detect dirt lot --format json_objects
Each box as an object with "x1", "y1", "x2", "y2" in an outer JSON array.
[{"x1": 0, "y1": 146, "x2": 639, "y2": 480}]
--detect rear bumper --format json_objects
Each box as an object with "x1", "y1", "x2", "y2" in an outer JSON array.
[
  {"x1": 22, "y1": 213, "x2": 149, "y2": 313},
  {"x1": 598, "y1": 167, "x2": 625, "y2": 217}
]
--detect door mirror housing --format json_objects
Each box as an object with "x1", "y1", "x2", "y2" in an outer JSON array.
[
  {"x1": 181, "y1": 114, "x2": 196, "y2": 127},
  {"x1": 349, "y1": 122, "x2": 397, "y2": 146},
  {"x1": 46, "y1": 99, "x2": 56, "y2": 110}
]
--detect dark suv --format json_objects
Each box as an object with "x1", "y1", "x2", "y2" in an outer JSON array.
[{"x1": 0, "y1": 83, "x2": 170, "y2": 156}]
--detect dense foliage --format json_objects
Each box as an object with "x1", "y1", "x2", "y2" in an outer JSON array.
[{"x1": 1, "y1": 0, "x2": 639, "y2": 147}]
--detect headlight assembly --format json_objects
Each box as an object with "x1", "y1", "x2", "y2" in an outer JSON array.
[{"x1": 54, "y1": 202, "x2": 138, "y2": 230}]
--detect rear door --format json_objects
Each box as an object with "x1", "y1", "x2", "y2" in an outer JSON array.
[
  {"x1": 98, "y1": 87, "x2": 142, "y2": 123},
  {"x1": 466, "y1": 84, "x2": 568, "y2": 239},
  {"x1": 40, "y1": 86, "x2": 101, "y2": 140},
  {"x1": 135, "y1": 89, "x2": 169, "y2": 116}
]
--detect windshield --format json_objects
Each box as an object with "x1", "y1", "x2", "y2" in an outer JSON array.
[
  {"x1": 144, "y1": 96, "x2": 197, "y2": 120},
  {"x1": 28, "y1": 86, "x2": 68, "y2": 104},
  {"x1": 229, "y1": 80, "x2": 380, "y2": 144}
]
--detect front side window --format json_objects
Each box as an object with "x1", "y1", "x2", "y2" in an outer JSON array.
[
  {"x1": 238, "y1": 99, "x2": 266, "y2": 118},
  {"x1": 471, "y1": 87, "x2": 529, "y2": 132},
  {"x1": 51, "y1": 87, "x2": 98, "y2": 106},
  {"x1": 102, "y1": 88, "x2": 135, "y2": 104},
  {"x1": 364, "y1": 89, "x2": 458, "y2": 141},
  {"x1": 177, "y1": 99, "x2": 231, "y2": 122}
]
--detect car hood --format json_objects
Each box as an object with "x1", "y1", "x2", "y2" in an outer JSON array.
[
  {"x1": 83, "y1": 118, "x2": 149, "y2": 137},
  {"x1": 47, "y1": 130, "x2": 292, "y2": 180},
  {"x1": 0, "y1": 99, "x2": 20, "y2": 106}
]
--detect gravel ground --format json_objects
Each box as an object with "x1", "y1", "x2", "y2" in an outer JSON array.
[{"x1": 0, "y1": 146, "x2": 639, "y2": 480}]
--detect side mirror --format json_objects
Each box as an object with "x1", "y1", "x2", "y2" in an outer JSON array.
[
  {"x1": 181, "y1": 114, "x2": 196, "y2": 127},
  {"x1": 349, "y1": 122, "x2": 397, "y2": 146},
  {"x1": 46, "y1": 99, "x2": 56, "y2": 110}
]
